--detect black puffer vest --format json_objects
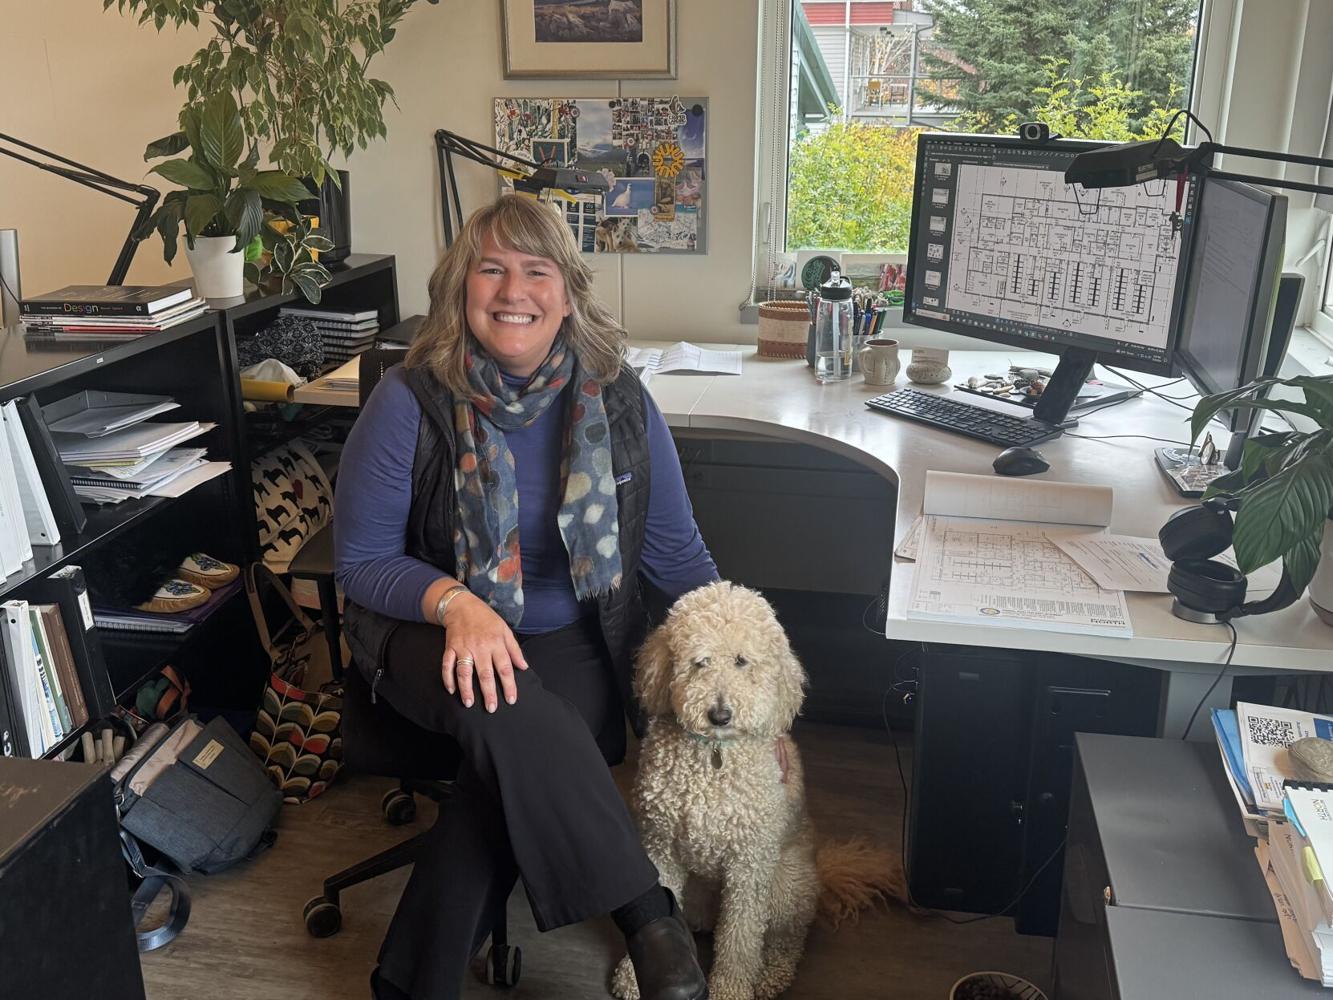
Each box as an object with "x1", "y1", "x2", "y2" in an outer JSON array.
[{"x1": 342, "y1": 361, "x2": 654, "y2": 746}]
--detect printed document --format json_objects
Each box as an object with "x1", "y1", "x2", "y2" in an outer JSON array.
[
  {"x1": 1237, "y1": 701, "x2": 1333, "y2": 813},
  {"x1": 1052, "y1": 534, "x2": 1173, "y2": 592},
  {"x1": 626, "y1": 342, "x2": 742, "y2": 383},
  {"x1": 905, "y1": 471, "x2": 1131, "y2": 637}
]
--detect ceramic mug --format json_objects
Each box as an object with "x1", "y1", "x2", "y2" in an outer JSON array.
[{"x1": 859, "y1": 338, "x2": 901, "y2": 386}]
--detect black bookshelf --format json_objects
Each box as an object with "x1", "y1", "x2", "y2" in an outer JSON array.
[
  {"x1": 0, "y1": 313, "x2": 250, "y2": 760},
  {"x1": 0, "y1": 254, "x2": 402, "y2": 761}
]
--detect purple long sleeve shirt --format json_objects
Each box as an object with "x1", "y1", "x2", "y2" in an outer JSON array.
[{"x1": 334, "y1": 365, "x2": 718, "y2": 633}]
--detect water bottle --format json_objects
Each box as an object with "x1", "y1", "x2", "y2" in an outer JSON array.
[{"x1": 813, "y1": 272, "x2": 854, "y2": 383}]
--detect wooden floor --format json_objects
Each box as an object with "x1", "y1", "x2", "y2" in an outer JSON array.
[{"x1": 139, "y1": 717, "x2": 1051, "y2": 1000}]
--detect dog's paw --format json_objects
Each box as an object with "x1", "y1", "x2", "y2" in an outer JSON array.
[
  {"x1": 707, "y1": 972, "x2": 755, "y2": 1000},
  {"x1": 610, "y1": 954, "x2": 640, "y2": 1000},
  {"x1": 752, "y1": 959, "x2": 798, "y2": 1000}
]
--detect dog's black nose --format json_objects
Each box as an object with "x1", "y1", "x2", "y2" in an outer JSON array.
[{"x1": 707, "y1": 705, "x2": 733, "y2": 727}]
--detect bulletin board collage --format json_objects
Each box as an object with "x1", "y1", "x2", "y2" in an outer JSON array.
[{"x1": 493, "y1": 96, "x2": 708, "y2": 254}]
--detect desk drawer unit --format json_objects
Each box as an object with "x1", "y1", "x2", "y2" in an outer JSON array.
[{"x1": 908, "y1": 646, "x2": 1162, "y2": 935}]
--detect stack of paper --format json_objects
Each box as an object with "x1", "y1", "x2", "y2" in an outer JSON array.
[
  {"x1": 1212, "y1": 707, "x2": 1269, "y2": 837},
  {"x1": 1264, "y1": 784, "x2": 1333, "y2": 984},
  {"x1": 903, "y1": 471, "x2": 1133, "y2": 638},
  {"x1": 1234, "y1": 703, "x2": 1333, "y2": 815},
  {"x1": 280, "y1": 306, "x2": 379, "y2": 362},
  {"x1": 42, "y1": 389, "x2": 228, "y2": 505},
  {"x1": 625, "y1": 342, "x2": 743, "y2": 384}
]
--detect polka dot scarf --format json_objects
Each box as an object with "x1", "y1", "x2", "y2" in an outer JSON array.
[{"x1": 452, "y1": 336, "x2": 623, "y2": 626}]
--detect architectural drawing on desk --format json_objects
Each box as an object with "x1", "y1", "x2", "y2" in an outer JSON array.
[
  {"x1": 947, "y1": 164, "x2": 1184, "y2": 349},
  {"x1": 930, "y1": 522, "x2": 1105, "y2": 595}
]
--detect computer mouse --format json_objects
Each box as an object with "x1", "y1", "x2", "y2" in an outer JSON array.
[{"x1": 993, "y1": 446, "x2": 1050, "y2": 477}]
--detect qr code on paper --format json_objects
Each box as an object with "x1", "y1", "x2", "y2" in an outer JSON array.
[{"x1": 1247, "y1": 715, "x2": 1297, "y2": 747}]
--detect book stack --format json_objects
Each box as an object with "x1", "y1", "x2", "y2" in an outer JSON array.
[
  {"x1": 1214, "y1": 702, "x2": 1333, "y2": 983},
  {"x1": 19, "y1": 282, "x2": 207, "y2": 341},
  {"x1": 0, "y1": 565, "x2": 116, "y2": 758},
  {"x1": 42, "y1": 389, "x2": 231, "y2": 505},
  {"x1": 279, "y1": 306, "x2": 379, "y2": 363}
]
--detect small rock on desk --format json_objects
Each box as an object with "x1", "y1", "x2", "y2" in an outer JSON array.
[{"x1": 1289, "y1": 737, "x2": 1333, "y2": 782}]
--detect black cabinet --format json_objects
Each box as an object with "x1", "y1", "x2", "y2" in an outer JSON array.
[
  {"x1": 0, "y1": 756, "x2": 145, "y2": 999},
  {"x1": 907, "y1": 644, "x2": 1163, "y2": 935}
]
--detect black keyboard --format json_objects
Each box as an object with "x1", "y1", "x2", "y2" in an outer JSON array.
[{"x1": 865, "y1": 387, "x2": 1063, "y2": 447}]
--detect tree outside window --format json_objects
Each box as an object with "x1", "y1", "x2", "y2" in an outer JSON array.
[{"x1": 786, "y1": 0, "x2": 1200, "y2": 254}]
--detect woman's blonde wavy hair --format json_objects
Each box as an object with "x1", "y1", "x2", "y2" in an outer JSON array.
[{"x1": 406, "y1": 194, "x2": 627, "y2": 394}]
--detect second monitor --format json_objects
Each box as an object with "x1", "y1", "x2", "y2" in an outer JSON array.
[{"x1": 903, "y1": 133, "x2": 1198, "y2": 425}]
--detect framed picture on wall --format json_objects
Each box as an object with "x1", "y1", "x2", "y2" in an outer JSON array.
[{"x1": 501, "y1": 0, "x2": 676, "y2": 78}]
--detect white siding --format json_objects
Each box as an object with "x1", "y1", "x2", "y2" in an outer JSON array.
[{"x1": 812, "y1": 26, "x2": 849, "y2": 107}]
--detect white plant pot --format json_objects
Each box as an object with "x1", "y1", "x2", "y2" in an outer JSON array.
[
  {"x1": 1311, "y1": 520, "x2": 1333, "y2": 626},
  {"x1": 184, "y1": 235, "x2": 244, "y2": 299}
]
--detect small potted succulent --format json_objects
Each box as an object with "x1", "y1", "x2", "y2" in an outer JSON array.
[
  {"x1": 139, "y1": 92, "x2": 311, "y2": 298},
  {"x1": 1194, "y1": 373, "x2": 1333, "y2": 622}
]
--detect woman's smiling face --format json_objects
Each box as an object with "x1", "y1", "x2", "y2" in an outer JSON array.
[{"x1": 465, "y1": 232, "x2": 572, "y2": 377}]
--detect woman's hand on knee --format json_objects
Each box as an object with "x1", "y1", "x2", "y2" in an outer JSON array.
[{"x1": 439, "y1": 592, "x2": 528, "y2": 711}]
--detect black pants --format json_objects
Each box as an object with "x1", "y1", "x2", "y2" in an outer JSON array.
[{"x1": 374, "y1": 617, "x2": 659, "y2": 1000}]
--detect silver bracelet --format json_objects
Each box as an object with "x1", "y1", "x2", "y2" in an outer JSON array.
[{"x1": 434, "y1": 584, "x2": 469, "y2": 626}]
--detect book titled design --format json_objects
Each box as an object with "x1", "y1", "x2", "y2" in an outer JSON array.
[{"x1": 20, "y1": 282, "x2": 196, "y2": 317}]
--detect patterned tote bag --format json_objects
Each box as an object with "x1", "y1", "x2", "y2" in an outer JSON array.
[{"x1": 245, "y1": 562, "x2": 343, "y2": 803}]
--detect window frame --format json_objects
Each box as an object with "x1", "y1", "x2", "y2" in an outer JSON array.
[{"x1": 750, "y1": 0, "x2": 1224, "y2": 313}]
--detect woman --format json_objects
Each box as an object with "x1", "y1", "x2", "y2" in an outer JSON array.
[{"x1": 336, "y1": 194, "x2": 718, "y2": 1000}]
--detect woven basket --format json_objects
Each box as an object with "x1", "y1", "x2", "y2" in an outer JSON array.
[
  {"x1": 757, "y1": 300, "x2": 810, "y2": 359},
  {"x1": 949, "y1": 971, "x2": 1048, "y2": 1000}
]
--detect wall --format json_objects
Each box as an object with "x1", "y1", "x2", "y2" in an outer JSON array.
[{"x1": 0, "y1": 0, "x2": 760, "y2": 343}]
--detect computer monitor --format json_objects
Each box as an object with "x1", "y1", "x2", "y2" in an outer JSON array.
[
  {"x1": 903, "y1": 132, "x2": 1198, "y2": 424},
  {"x1": 1153, "y1": 178, "x2": 1291, "y2": 492},
  {"x1": 1173, "y1": 178, "x2": 1288, "y2": 434}
]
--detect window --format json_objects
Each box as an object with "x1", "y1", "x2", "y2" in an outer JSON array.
[{"x1": 755, "y1": 0, "x2": 1206, "y2": 295}]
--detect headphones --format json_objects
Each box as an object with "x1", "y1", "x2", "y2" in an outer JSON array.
[{"x1": 1158, "y1": 499, "x2": 1299, "y2": 623}]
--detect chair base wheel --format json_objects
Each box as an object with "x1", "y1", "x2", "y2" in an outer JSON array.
[
  {"x1": 486, "y1": 943, "x2": 521, "y2": 987},
  {"x1": 382, "y1": 788, "x2": 416, "y2": 825},
  {"x1": 304, "y1": 895, "x2": 342, "y2": 937}
]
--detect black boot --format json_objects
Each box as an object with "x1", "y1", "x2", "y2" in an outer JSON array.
[{"x1": 624, "y1": 889, "x2": 708, "y2": 1000}]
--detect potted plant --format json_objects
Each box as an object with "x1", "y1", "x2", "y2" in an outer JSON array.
[
  {"x1": 140, "y1": 92, "x2": 311, "y2": 298},
  {"x1": 110, "y1": 0, "x2": 439, "y2": 262},
  {"x1": 1192, "y1": 373, "x2": 1333, "y2": 622},
  {"x1": 244, "y1": 215, "x2": 334, "y2": 303}
]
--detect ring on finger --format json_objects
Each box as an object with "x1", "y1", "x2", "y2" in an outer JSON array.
[{"x1": 456, "y1": 655, "x2": 475, "y2": 667}]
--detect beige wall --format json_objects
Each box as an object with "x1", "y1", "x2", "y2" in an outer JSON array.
[{"x1": 1, "y1": 0, "x2": 759, "y2": 343}]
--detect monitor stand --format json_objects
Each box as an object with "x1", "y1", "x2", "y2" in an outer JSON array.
[{"x1": 1032, "y1": 347, "x2": 1100, "y2": 426}]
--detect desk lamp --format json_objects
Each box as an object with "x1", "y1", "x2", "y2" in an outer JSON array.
[
  {"x1": 0, "y1": 132, "x2": 160, "y2": 288},
  {"x1": 1064, "y1": 111, "x2": 1333, "y2": 216},
  {"x1": 434, "y1": 128, "x2": 609, "y2": 248}
]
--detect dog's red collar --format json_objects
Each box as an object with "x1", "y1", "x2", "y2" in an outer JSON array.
[{"x1": 775, "y1": 737, "x2": 790, "y2": 784}]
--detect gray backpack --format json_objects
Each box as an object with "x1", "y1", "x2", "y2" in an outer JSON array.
[{"x1": 113, "y1": 714, "x2": 281, "y2": 949}]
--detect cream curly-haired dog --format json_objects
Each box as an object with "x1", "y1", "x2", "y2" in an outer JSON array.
[{"x1": 611, "y1": 581, "x2": 902, "y2": 1000}]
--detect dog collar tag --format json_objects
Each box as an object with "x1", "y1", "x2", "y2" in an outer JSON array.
[{"x1": 711, "y1": 746, "x2": 723, "y2": 770}]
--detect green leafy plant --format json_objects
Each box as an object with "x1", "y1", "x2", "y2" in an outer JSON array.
[
  {"x1": 244, "y1": 215, "x2": 333, "y2": 302},
  {"x1": 787, "y1": 62, "x2": 1185, "y2": 253},
  {"x1": 140, "y1": 91, "x2": 312, "y2": 264},
  {"x1": 1192, "y1": 375, "x2": 1333, "y2": 595},
  {"x1": 107, "y1": 0, "x2": 439, "y2": 185}
]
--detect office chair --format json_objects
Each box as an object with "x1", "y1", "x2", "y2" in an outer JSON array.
[
  {"x1": 303, "y1": 665, "x2": 521, "y2": 987},
  {"x1": 288, "y1": 347, "x2": 409, "y2": 681}
]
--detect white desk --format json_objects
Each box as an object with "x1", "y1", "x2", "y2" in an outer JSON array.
[
  {"x1": 644, "y1": 346, "x2": 1333, "y2": 736},
  {"x1": 309, "y1": 347, "x2": 1333, "y2": 717}
]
